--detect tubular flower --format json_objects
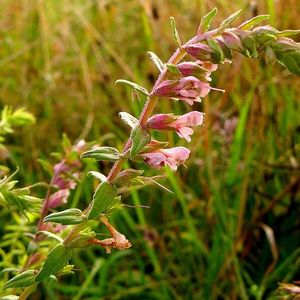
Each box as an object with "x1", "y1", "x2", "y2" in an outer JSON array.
[
  {"x1": 152, "y1": 76, "x2": 211, "y2": 105},
  {"x1": 146, "y1": 111, "x2": 204, "y2": 142},
  {"x1": 142, "y1": 146, "x2": 190, "y2": 170}
]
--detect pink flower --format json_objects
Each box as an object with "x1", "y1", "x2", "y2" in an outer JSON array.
[
  {"x1": 48, "y1": 189, "x2": 70, "y2": 209},
  {"x1": 184, "y1": 43, "x2": 212, "y2": 61},
  {"x1": 153, "y1": 76, "x2": 211, "y2": 105},
  {"x1": 142, "y1": 146, "x2": 190, "y2": 170},
  {"x1": 146, "y1": 111, "x2": 204, "y2": 142}
]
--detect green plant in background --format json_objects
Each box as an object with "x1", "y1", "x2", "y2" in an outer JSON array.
[
  {"x1": 0, "y1": 106, "x2": 39, "y2": 217},
  {"x1": 0, "y1": 106, "x2": 35, "y2": 176},
  {"x1": 0, "y1": 7, "x2": 299, "y2": 299}
]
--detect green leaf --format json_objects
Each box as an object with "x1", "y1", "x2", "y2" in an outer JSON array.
[
  {"x1": 56, "y1": 265, "x2": 74, "y2": 276},
  {"x1": 218, "y1": 10, "x2": 242, "y2": 32},
  {"x1": 103, "y1": 195, "x2": 122, "y2": 213},
  {"x1": 0, "y1": 296, "x2": 20, "y2": 300},
  {"x1": 112, "y1": 169, "x2": 144, "y2": 186},
  {"x1": 198, "y1": 7, "x2": 218, "y2": 33},
  {"x1": 130, "y1": 126, "x2": 151, "y2": 157},
  {"x1": 264, "y1": 46, "x2": 276, "y2": 65},
  {"x1": 118, "y1": 112, "x2": 138, "y2": 128},
  {"x1": 142, "y1": 140, "x2": 169, "y2": 153},
  {"x1": 238, "y1": 15, "x2": 270, "y2": 30},
  {"x1": 88, "y1": 171, "x2": 107, "y2": 182},
  {"x1": 241, "y1": 35, "x2": 258, "y2": 58},
  {"x1": 36, "y1": 231, "x2": 63, "y2": 243},
  {"x1": 166, "y1": 63, "x2": 181, "y2": 75},
  {"x1": 65, "y1": 228, "x2": 96, "y2": 248},
  {"x1": 81, "y1": 147, "x2": 120, "y2": 162},
  {"x1": 88, "y1": 181, "x2": 118, "y2": 219},
  {"x1": 147, "y1": 51, "x2": 164, "y2": 71},
  {"x1": 206, "y1": 37, "x2": 224, "y2": 63},
  {"x1": 62, "y1": 133, "x2": 72, "y2": 152},
  {"x1": 3, "y1": 270, "x2": 36, "y2": 289},
  {"x1": 276, "y1": 30, "x2": 300, "y2": 37},
  {"x1": 35, "y1": 243, "x2": 73, "y2": 282},
  {"x1": 44, "y1": 208, "x2": 84, "y2": 225},
  {"x1": 170, "y1": 17, "x2": 181, "y2": 47},
  {"x1": 116, "y1": 79, "x2": 149, "y2": 96},
  {"x1": 37, "y1": 159, "x2": 54, "y2": 176},
  {"x1": 45, "y1": 275, "x2": 57, "y2": 287},
  {"x1": 276, "y1": 51, "x2": 300, "y2": 76}
]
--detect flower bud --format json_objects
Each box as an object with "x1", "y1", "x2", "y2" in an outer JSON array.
[
  {"x1": 184, "y1": 43, "x2": 212, "y2": 61},
  {"x1": 221, "y1": 31, "x2": 243, "y2": 51}
]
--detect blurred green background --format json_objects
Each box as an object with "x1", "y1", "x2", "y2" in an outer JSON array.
[{"x1": 0, "y1": 0, "x2": 300, "y2": 299}]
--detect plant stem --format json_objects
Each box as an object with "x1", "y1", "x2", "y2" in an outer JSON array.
[
  {"x1": 64, "y1": 31, "x2": 213, "y2": 244},
  {"x1": 106, "y1": 48, "x2": 186, "y2": 182}
]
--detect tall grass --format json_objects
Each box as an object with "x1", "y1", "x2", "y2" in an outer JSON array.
[{"x1": 0, "y1": 0, "x2": 299, "y2": 299}]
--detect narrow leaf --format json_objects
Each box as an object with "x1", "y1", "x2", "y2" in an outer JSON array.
[
  {"x1": 170, "y1": 17, "x2": 181, "y2": 47},
  {"x1": 116, "y1": 79, "x2": 149, "y2": 96},
  {"x1": 276, "y1": 30, "x2": 300, "y2": 37},
  {"x1": 81, "y1": 147, "x2": 120, "y2": 162},
  {"x1": 147, "y1": 51, "x2": 164, "y2": 71},
  {"x1": 62, "y1": 133, "x2": 72, "y2": 152},
  {"x1": 112, "y1": 169, "x2": 144, "y2": 186},
  {"x1": 118, "y1": 112, "x2": 138, "y2": 128},
  {"x1": 88, "y1": 171, "x2": 107, "y2": 182},
  {"x1": 88, "y1": 181, "x2": 118, "y2": 219},
  {"x1": 198, "y1": 7, "x2": 218, "y2": 34},
  {"x1": 3, "y1": 270, "x2": 36, "y2": 289},
  {"x1": 35, "y1": 243, "x2": 72, "y2": 282},
  {"x1": 238, "y1": 15, "x2": 270, "y2": 30},
  {"x1": 35, "y1": 231, "x2": 63, "y2": 243},
  {"x1": 166, "y1": 63, "x2": 181, "y2": 75},
  {"x1": 66, "y1": 228, "x2": 96, "y2": 248},
  {"x1": 37, "y1": 159, "x2": 54, "y2": 176},
  {"x1": 130, "y1": 126, "x2": 151, "y2": 157},
  {"x1": 206, "y1": 37, "x2": 224, "y2": 63},
  {"x1": 44, "y1": 209, "x2": 84, "y2": 225},
  {"x1": 218, "y1": 10, "x2": 242, "y2": 32},
  {"x1": 0, "y1": 296, "x2": 19, "y2": 300},
  {"x1": 241, "y1": 35, "x2": 258, "y2": 58},
  {"x1": 276, "y1": 52, "x2": 300, "y2": 76}
]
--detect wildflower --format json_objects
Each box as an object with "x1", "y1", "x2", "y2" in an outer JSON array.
[
  {"x1": 88, "y1": 216, "x2": 131, "y2": 254},
  {"x1": 48, "y1": 189, "x2": 71, "y2": 209},
  {"x1": 146, "y1": 111, "x2": 204, "y2": 142},
  {"x1": 152, "y1": 76, "x2": 211, "y2": 105},
  {"x1": 142, "y1": 146, "x2": 190, "y2": 170}
]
